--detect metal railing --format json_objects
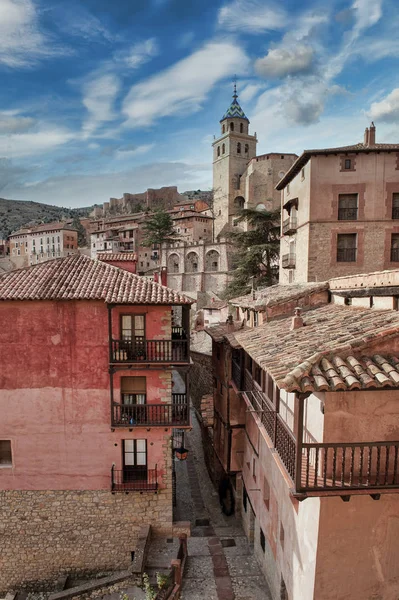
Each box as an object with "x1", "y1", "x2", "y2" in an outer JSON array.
[
  {"x1": 301, "y1": 442, "x2": 399, "y2": 491},
  {"x1": 282, "y1": 253, "x2": 296, "y2": 268},
  {"x1": 282, "y1": 217, "x2": 298, "y2": 235},
  {"x1": 338, "y1": 207, "x2": 358, "y2": 220},
  {"x1": 337, "y1": 247, "x2": 356, "y2": 262},
  {"x1": 112, "y1": 401, "x2": 189, "y2": 427},
  {"x1": 391, "y1": 247, "x2": 399, "y2": 262},
  {"x1": 111, "y1": 339, "x2": 189, "y2": 363},
  {"x1": 111, "y1": 465, "x2": 158, "y2": 491}
]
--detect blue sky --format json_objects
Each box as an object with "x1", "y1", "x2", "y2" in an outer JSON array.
[{"x1": 1, "y1": 0, "x2": 399, "y2": 207}]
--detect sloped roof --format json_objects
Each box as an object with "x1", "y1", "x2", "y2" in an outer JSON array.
[
  {"x1": 205, "y1": 320, "x2": 247, "y2": 343},
  {"x1": 221, "y1": 91, "x2": 249, "y2": 122},
  {"x1": 276, "y1": 142, "x2": 399, "y2": 190},
  {"x1": 234, "y1": 305, "x2": 399, "y2": 392},
  {"x1": 97, "y1": 253, "x2": 137, "y2": 262},
  {"x1": 10, "y1": 222, "x2": 77, "y2": 237},
  {"x1": 230, "y1": 281, "x2": 329, "y2": 311},
  {"x1": 0, "y1": 254, "x2": 193, "y2": 305}
]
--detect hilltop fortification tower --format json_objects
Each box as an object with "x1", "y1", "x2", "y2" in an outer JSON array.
[{"x1": 212, "y1": 85, "x2": 257, "y2": 238}]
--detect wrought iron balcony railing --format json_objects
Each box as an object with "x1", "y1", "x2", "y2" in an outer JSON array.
[
  {"x1": 111, "y1": 338, "x2": 189, "y2": 363},
  {"x1": 112, "y1": 399, "x2": 189, "y2": 427},
  {"x1": 282, "y1": 217, "x2": 298, "y2": 235},
  {"x1": 111, "y1": 465, "x2": 158, "y2": 492},
  {"x1": 337, "y1": 247, "x2": 356, "y2": 262},
  {"x1": 282, "y1": 253, "x2": 296, "y2": 268}
]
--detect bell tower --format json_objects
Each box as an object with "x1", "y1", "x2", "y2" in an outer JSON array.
[{"x1": 212, "y1": 83, "x2": 257, "y2": 238}]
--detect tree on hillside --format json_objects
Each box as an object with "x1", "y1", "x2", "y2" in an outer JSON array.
[
  {"x1": 141, "y1": 209, "x2": 180, "y2": 247},
  {"x1": 72, "y1": 215, "x2": 87, "y2": 247},
  {"x1": 223, "y1": 207, "x2": 281, "y2": 299}
]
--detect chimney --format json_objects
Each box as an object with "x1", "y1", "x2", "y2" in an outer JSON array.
[
  {"x1": 160, "y1": 266, "x2": 167, "y2": 287},
  {"x1": 364, "y1": 127, "x2": 369, "y2": 147},
  {"x1": 153, "y1": 271, "x2": 159, "y2": 283},
  {"x1": 369, "y1": 121, "x2": 376, "y2": 146},
  {"x1": 290, "y1": 307, "x2": 304, "y2": 330},
  {"x1": 226, "y1": 314, "x2": 235, "y2": 332}
]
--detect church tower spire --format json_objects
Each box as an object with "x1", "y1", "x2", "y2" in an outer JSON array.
[{"x1": 212, "y1": 83, "x2": 257, "y2": 238}]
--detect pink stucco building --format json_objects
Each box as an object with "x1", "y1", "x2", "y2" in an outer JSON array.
[
  {"x1": 0, "y1": 254, "x2": 192, "y2": 593},
  {"x1": 278, "y1": 123, "x2": 399, "y2": 284},
  {"x1": 207, "y1": 276, "x2": 399, "y2": 600}
]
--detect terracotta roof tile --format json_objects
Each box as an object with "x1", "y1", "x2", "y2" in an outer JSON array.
[
  {"x1": 233, "y1": 305, "x2": 399, "y2": 392},
  {"x1": 205, "y1": 321, "x2": 247, "y2": 343},
  {"x1": 97, "y1": 253, "x2": 137, "y2": 262},
  {"x1": 0, "y1": 254, "x2": 193, "y2": 305},
  {"x1": 229, "y1": 281, "x2": 328, "y2": 311}
]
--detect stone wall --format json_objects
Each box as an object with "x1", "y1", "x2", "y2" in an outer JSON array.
[
  {"x1": 189, "y1": 350, "x2": 213, "y2": 413},
  {"x1": 0, "y1": 486, "x2": 172, "y2": 594}
]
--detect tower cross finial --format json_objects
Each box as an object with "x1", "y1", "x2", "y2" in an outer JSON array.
[{"x1": 233, "y1": 75, "x2": 237, "y2": 99}]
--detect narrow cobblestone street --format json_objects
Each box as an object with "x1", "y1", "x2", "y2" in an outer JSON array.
[{"x1": 173, "y1": 408, "x2": 272, "y2": 600}]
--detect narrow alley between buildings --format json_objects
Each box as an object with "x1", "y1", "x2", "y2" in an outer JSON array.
[{"x1": 173, "y1": 408, "x2": 272, "y2": 600}]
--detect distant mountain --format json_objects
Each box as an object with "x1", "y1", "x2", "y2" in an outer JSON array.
[
  {"x1": 0, "y1": 198, "x2": 97, "y2": 237},
  {"x1": 183, "y1": 189, "x2": 213, "y2": 204}
]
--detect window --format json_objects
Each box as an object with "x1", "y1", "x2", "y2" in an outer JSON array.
[
  {"x1": 254, "y1": 312, "x2": 259, "y2": 327},
  {"x1": 245, "y1": 144, "x2": 249, "y2": 153},
  {"x1": 263, "y1": 476, "x2": 270, "y2": 510},
  {"x1": 123, "y1": 439, "x2": 147, "y2": 469},
  {"x1": 222, "y1": 143, "x2": 225, "y2": 154},
  {"x1": 217, "y1": 146, "x2": 220, "y2": 157},
  {"x1": 344, "y1": 159, "x2": 351, "y2": 169},
  {"x1": 32, "y1": 239, "x2": 35, "y2": 245},
  {"x1": 392, "y1": 193, "x2": 399, "y2": 219},
  {"x1": 0, "y1": 440, "x2": 12, "y2": 465},
  {"x1": 338, "y1": 194, "x2": 358, "y2": 220},
  {"x1": 301, "y1": 167, "x2": 305, "y2": 179},
  {"x1": 240, "y1": 123, "x2": 243, "y2": 133},
  {"x1": 337, "y1": 233, "x2": 357, "y2": 262},
  {"x1": 391, "y1": 234, "x2": 399, "y2": 262},
  {"x1": 260, "y1": 528, "x2": 266, "y2": 552},
  {"x1": 121, "y1": 376, "x2": 146, "y2": 404},
  {"x1": 237, "y1": 142, "x2": 241, "y2": 154},
  {"x1": 222, "y1": 124, "x2": 225, "y2": 133},
  {"x1": 280, "y1": 523, "x2": 285, "y2": 550},
  {"x1": 230, "y1": 122, "x2": 234, "y2": 131},
  {"x1": 252, "y1": 457, "x2": 256, "y2": 481},
  {"x1": 243, "y1": 485, "x2": 248, "y2": 512},
  {"x1": 287, "y1": 183, "x2": 290, "y2": 194},
  {"x1": 121, "y1": 314, "x2": 145, "y2": 341}
]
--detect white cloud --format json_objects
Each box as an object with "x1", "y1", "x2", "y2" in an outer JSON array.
[
  {"x1": 255, "y1": 45, "x2": 315, "y2": 78},
  {"x1": 0, "y1": 126, "x2": 74, "y2": 158},
  {"x1": 122, "y1": 41, "x2": 249, "y2": 127},
  {"x1": 6, "y1": 161, "x2": 211, "y2": 206},
  {"x1": 239, "y1": 83, "x2": 264, "y2": 103},
  {"x1": 0, "y1": 0, "x2": 65, "y2": 67},
  {"x1": 82, "y1": 74, "x2": 121, "y2": 136},
  {"x1": 115, "y1": 144, "x2": 154, "y2": 159},
  {"x1": 352, "y1": 0, "x2": 382, "y2": 32},
  {"x1": 0, "y1": 110, "x2": 36, "y2": 134},
  {"x1": 116, "y1": 38, "x2": 159, "y2": 69},
  {"x1": 218, "y1": 0, "x2": 287, "y2": 33},
  {"x1": 368, "y1": 89, "x2": 399, "y2": 123}
]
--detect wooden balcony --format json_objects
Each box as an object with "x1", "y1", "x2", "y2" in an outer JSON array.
[
  {"x1": 111, "y1": 338, "x2": 189, "y2": 364},
  {"x1": 242, "y1": 385, "x2": 399, "y2": 497},
  {"x1": 282, "y1": 253, "x2": 296, "y2": 268},
  {"x1": 111, "y1": 466, "x2": 158, "y2": 492},
  {"x1": 112, "y1": 396, "x2": 190, "y2": 427},
  {"x1": 282, "y1": 217, "x2": 297, "y2": 235}
]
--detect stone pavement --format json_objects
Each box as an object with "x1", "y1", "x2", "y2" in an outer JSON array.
[{"x1": 174, "y1": 409, "x2": 272, "y2": 600}]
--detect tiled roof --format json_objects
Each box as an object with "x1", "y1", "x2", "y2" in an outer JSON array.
[
  {"x1": 0, "y1": 254, "x2": 193, "y2": 305},
  {"x1": 276, "y1": 142, "x2": 399, "y2": 190},
  {"x1": 10, "y1": 222, "x2": 77, "y2": 236},
  {"x1": 205, "y1": 320, "x2": 247, "y2": 343},
  {"x1": 97, "y1": 253, "x2": 137, "y2": 262},
  {"x1": 221, "y1": 91, "x2": 249, "y2": 122},
  {"x1": 230, "y1": 282, "x2": 329, "y2": 310},
  {"x1": 234, "y1": 305, "x2": 399, "y2": 392}
]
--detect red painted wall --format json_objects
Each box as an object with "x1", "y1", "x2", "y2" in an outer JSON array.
[{"x1": 0, "y1": 300, "x2": 173, "y2": 491}]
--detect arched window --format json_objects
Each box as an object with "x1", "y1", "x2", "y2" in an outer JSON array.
[
  {"x1": 237, "y1": 142, "x2": 241, "y2": 154},
  {"x1": 205, "y1": 250, "x2": 220, "y2": 272},
  {"x1": 222, "y1": 143, "x2": 225, "y2": 154},
  {"x1": 240, "y1": 123, "x2": 243, "y2": 133},
  {"x1": 167, "y1": 253, "x2": 180, "y2": 273},
  {"x1": 245, "y1": 144, "x2": 249, "y2": 153},
  {"x1": 230, "y1": 122, "x2": 234, "y2": 131},
  {"x1": 234, "y1": 196, "x2": 245, "y2": 209},
  {"x1": 222, "y1": 124, "x2": 225, "y2": 133},
  {"x1": 185, "y1": 252, "x2": 199, "y2": 273},
  {"x1": 217, "y1": 146, "x2": 220, "y2": 157}
]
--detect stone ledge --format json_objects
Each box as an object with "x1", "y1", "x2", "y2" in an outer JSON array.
[
  {"x1": 48, "y1": 571, "x2": 132, "y2": 600},
  {"x1": 131, "y1": 524, "x2": 151, "y2": 575}
]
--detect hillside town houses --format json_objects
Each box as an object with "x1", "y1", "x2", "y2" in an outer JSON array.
[{"x1": 2, "y1": 87, "x2": 399, "y2": 600}]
